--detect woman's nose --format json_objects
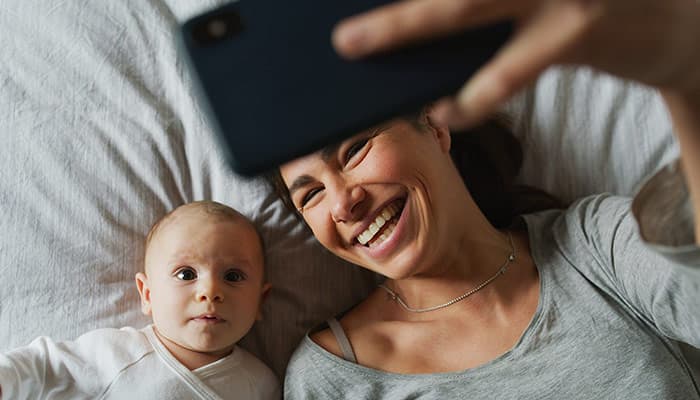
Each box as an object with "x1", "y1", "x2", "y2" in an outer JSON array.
[
  {"x1": 330, "y1": 184, "x2": 366, "y2": 223},
  {"x1": 196, "y1": 278, "x2": 223, "y2": 303}
]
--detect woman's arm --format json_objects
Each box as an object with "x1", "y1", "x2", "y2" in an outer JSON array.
[
  {"x1": 661, "y1": 91, "x2": 700, "y2": 242},
  {"x1": 332, "y1": 0, "x2": 700, "y2": 130}
]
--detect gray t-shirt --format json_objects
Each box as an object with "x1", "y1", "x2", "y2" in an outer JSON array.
[{"x1": 285, "y1": 186, "x2": 700, "y2": 398}]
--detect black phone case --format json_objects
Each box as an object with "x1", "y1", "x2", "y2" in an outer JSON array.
[{"x1": 179, "y1": 1, "x2": 512, "y2": 176}]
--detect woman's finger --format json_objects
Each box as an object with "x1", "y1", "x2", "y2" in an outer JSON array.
[
  {"x1": 431, "y1": 98, "x2": 475, "y2": 130},
  {"x1": 332, "y1": 0, "x2": 529, "y2": 59},
  {"x1": 453, "y1": 1, "x2": 593, "y2": 128}
]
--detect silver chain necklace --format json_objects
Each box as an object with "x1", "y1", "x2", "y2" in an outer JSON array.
[{"x1": 378, "y1": 232, "x2": 516, "y2": 313}]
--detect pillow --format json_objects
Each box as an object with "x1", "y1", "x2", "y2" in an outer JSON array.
[
  {"x1": 0, "y1": 0, "x2": 378, "y2": 378},
  {"x1": 506, "y1": 66, "x2": 678, "y2": 204},
  {"x1": 0, "y1": 0, "x2": 679, "y2": 380}
]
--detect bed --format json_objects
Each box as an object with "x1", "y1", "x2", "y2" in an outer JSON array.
[{"x1": 0, "y1": 0, "x2": 682, "y2": 380}]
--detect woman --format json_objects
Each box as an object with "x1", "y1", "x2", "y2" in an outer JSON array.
[{"x1": 276, "y1": 0, "x2": 700, "y2": 397}]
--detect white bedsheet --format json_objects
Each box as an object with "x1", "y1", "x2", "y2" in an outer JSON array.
[{"x1": 0, "y1": 0, "x2": 679, "y2": 379}]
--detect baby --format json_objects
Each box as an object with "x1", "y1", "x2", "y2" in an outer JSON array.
[{"x1": 0, "y1": 201, "x2": 278, "y2": 399}]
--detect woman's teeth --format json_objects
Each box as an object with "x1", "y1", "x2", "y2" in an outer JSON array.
[
  {"x1": 357, "y1": 202, "x2": 402, "y2": 246},
  {"x1": 368, "y1": 221, "x2": 397, "y2": 248}
]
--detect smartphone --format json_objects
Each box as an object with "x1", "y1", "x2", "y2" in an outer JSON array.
[{"x1": 178, "y1": 1, "x2": 513, "y2": 176}]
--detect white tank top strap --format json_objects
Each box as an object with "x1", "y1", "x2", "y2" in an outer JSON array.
[{"x1": 326, "y1": 317, "x2": 357, "y2": 363}]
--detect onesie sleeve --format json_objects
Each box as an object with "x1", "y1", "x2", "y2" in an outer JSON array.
[
  {"x1": 0, "y1": 327, "x2": 150, "y2": 399},
  {"x1": 0, "y1": 335, "x2": 99, "y2": 399}
]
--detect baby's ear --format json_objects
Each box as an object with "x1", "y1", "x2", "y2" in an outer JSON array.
[
  {"x1": 256, "y1": 283, "x2": 272, "y2": 321},
  {"x1": 134, "y1": 272, "x2": 152, "y2": 316}
]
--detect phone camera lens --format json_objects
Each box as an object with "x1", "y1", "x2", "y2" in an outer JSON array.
[
  {"x1": 191, "y1": 10, "x2": 243, "y2": 46},
  {"x1": 207, "y1": 19, "x2": 228, "y2": 38}
]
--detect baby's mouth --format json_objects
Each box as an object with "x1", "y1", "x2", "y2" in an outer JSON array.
[
  {"x1": 356, "y1": 199, "x2": 405, "y2": 247},
  {"x1": 192, "y1": 314, "x2": 225, "y2": 323}
]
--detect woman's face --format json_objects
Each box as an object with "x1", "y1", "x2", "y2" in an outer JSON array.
[{"x1": 280, "y1": 114, "x2": 465, "y2": 279}]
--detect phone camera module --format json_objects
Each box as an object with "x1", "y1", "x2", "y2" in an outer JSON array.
[
  {"x1": 207, "y1": 20, "x2": 228, "y2": 38},
  {"x1": 191, "y1": 11, "x2": 243, "y2": 46}
]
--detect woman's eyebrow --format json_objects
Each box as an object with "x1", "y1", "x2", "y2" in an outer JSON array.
[
  {"x1": 288, "y1": 174, "x2": 315, "y2": 197},
  {"x1": 318, "y1": 122, "x2": 389, "y2": 163},
  {"x1": 320, "y1": 142, "x2": 340, "y2": 162},
  {"x1": 289, "y1": 124, "x2": 386, "y2": 196},
  {"x1": 288, "y1": 141, "x2": 342, "y2": 196}
]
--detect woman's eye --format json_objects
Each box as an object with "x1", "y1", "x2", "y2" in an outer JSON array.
[
  {"x1": 224, "y1": 269, "x2": 246, "y2": 282},
  {"x1": 175, "y1": 267, "x2": 197, "y2": 281},
  {"x1": 300, "y1": 187, "x2": 323, "y2": 207},
  {"x1": 344, "y1": 138, "x2": 369, "y2": 164}
]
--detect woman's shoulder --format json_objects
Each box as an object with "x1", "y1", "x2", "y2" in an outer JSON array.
[
  {"x1": 518, "y1": 193, "x2": 636, "y2": 272},
  {"x1": 284, "y1": 322, "x2": 352, "y2": 393},
  {"x1": 521, "y1": 193, "x2": 632, "y2": 236},
  {"x1": 309, "y1": 325, "x2": 344, "y2": 359},
  {"x1": 303, "y1": 290, "x2": 389, "y2": 361}
]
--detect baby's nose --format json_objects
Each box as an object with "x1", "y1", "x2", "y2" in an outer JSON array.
[{"x1": 196, "y1": 278, "x2": 224, "y2": 302}]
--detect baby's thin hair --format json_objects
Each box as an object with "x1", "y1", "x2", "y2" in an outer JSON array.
[
  {"x1": 143, "y1": 200, "x2": 267, "y2": 281},
  {"x1": 144, "y1": 200, "x2": 249, "y2": 250}
]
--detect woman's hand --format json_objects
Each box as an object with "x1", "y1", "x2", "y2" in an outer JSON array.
[{"x1": 332, "y1": 0, "x2": 700, "y2": 128}]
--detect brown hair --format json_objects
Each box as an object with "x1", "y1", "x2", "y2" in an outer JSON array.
[
  {"x1": 266, "y1": 110, "x2": 563, "y2": 229},
  {"x1": 447, "y1": 116, "x2": 563, "y2": 228}
]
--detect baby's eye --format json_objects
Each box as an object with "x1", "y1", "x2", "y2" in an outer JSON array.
[
  {"x1": 224, "y1": 269, "x2": 247, "y2": 282},
  {"x1": 175, "y1": 267, "x2": 197, "y2": 281}
]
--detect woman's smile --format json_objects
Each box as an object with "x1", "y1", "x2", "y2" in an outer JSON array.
[
  {"x1": 355, "y1": 198, "x2": 405, "y2": 246},
  {"x1": 356, "y1": 196, "x2": 409, "y2": 260}
]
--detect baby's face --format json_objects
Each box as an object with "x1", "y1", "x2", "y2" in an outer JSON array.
[{"x1": 139, "y1": 211, "x2": 268, "y2": 357}]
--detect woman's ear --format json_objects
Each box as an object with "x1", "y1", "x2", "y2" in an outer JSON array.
[
  {"x1": 135, "y1": 272, "x2": 152, "y2": 316},
  {"x1": 424, "y1": 105, "x2": 451, "y2": 153}
]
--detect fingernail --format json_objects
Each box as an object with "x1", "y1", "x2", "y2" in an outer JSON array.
[
  {"x1": 433, "y1": 99, "x2": 474, "y2": 131},
  {"x1": 455, "y1": 82, "x2": 483, "y2": 128},
  {"x1": 457, "y1": 81, "x2": 480, "y2": 112},
  {"x1": 431, "y1": 100, "x2": 452, "y2": 125},
  {"x1": 333, "y1": 21, "x2": 368, "y2": 58}
]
